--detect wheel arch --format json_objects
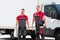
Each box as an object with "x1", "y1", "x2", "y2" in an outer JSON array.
[{"x1": 54, "y1": 27, "x2": 60, "y2": 36}]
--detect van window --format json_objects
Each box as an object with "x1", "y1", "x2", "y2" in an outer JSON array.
[{"x1": 44, "y1": 5, "x2": 57, "y2": 19}]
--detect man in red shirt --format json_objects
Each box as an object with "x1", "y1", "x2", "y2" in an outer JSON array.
[
  {"x1": 32, "y1": 5, "x2": 46, "y2": 40},
  {"x1": 16, "y1": 9, "x2": 30, "y2": 40}
]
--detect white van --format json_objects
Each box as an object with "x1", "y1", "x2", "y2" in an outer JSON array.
[{"x1": 42, "y1": 3, "x2": 60, "y2": 40}]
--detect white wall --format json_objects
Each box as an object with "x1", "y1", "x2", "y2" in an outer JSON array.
[
  {"x1": 0, "y1": 0, "x2": 60, "y2": 26},
  {"x1": 0, "y1": 0, "x2": 36, "y2": 26}
]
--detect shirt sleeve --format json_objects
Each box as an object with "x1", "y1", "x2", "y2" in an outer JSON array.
[
  {"x1": 33, "y1": 13, "x2": 35, "y2": 17},
  {"x1": 26, "y1": 16, "x2": 28, "y2": 21},
  {"x1": 42, "y1": 12, "x2": 45, "y2": 17},
  {"x1": 16, "y1": 16, "x2": 19, "y2": 21}
]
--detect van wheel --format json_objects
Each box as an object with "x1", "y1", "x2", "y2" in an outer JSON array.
[{"x1": 55, "y1": 31, "x2": 60, "y2": 40}]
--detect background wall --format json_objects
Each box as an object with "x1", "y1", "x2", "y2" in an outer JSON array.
[{"x1": 0, "y1": 0, "x2": 60, "y2": 26}]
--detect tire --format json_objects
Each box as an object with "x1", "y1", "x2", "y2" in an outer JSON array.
[{"x1": 55, "y1": 31, "x2": 60, "y2": 40}]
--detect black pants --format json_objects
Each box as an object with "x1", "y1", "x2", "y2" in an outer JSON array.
[
  {"x1": 18, "y1": 27, "x2": 26, "y2": 40},
  {"x1": 35, "y1": 27, "x2": 44, "y2": 40},
  {"x1": 35, "y1": 26, "x2": 40, "y2": 40},
  {"x1": 35, "y1": 23, "x2": 44, "y2": 40}
]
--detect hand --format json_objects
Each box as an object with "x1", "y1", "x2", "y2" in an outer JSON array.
[
  {"x1": 32, "y1": 26, "x2": 34, "y2": 31},
  {"x1": 43, "y1": 24, "x2": 46, "y2": 28},
  {"x1": 28, "y1": 26, "x2": 30, "y2": 30}
]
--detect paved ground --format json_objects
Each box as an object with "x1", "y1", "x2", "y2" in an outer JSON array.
[
  {"x1": 0, "y1": 38, "x2": 54, "y2": 40},
  {"x1": 0, "y1": 35, "x2": 55, "y2": 40}
]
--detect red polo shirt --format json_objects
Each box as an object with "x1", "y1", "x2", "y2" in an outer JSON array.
[
  {"x1": 33, "y1": 11, "x2": 45, "y2": 20},
  {"x1": 16, "y1": 15, "x2": 28, "y2": 22}
]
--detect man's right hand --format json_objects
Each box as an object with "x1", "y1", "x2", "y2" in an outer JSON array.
[
  {"x1": 32, "y1": 26, "x2": 34, "y2": 31},
  {"x1": 28, "y1": 26, "x2": 30, "y2": 30}
]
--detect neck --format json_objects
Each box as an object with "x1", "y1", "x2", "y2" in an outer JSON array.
[{"x1": 21, "y1": 13, "x2": 24, "y2": 16}]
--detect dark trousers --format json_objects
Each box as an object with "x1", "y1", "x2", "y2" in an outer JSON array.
[
  {"x1": 35, "y1": 23, "x2": 44, "y2": 40},
  {"x1": 35, "y1": 26, "x2": 40, "y2": 40},
  {"x1": 18, "y1": 27, "x2": 26, "y2": 40},
  {"x1": 35, "y1": 27, "x2": 44, "y2": 40}
]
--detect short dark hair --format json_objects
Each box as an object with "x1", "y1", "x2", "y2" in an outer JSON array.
[{"x1": 21, "y1": 9, "x2": 25, "y2": 10}]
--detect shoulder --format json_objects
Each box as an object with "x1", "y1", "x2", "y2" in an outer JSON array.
[
  {"x1": 41, "y1": 11, "x2": 45, "y2": 14},
  {"x1": 24, "y1": 15, "x2": 28, "y2": 20},
  {"x1": 16, "y1": 15, "x2": 21, "y2": 18},
  {"x1": 24, "y1": 15, "x2": 28, "y2": 18},
  {"x1": 33, "y1": 12, "x2": 36, "y2": 15},
  {"x1": 40, "y1": 11, "x2": 45, "y2": 15},
  {"x1": 16, "y1": 15, "x2": 20, "y2": 20}
]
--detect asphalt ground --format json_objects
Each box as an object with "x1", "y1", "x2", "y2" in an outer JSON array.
[
  {"x1": 0, "y1": 35, "x2": 55, "y2": 40},
  {"x1": 0, "y1": 38, "x2": 54, "y2": 40}
]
